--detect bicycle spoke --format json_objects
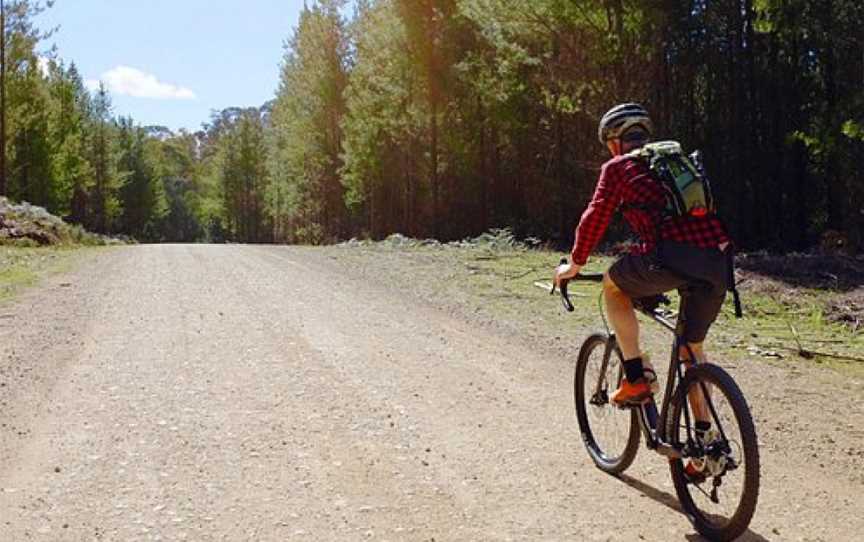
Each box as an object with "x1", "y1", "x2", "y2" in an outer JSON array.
[
  {"x1": 580, "y1": 340, "x2": 633, "y2": 464},
  {"x1": 676, "y1": 372, "x2": 753, "y2": 532}
]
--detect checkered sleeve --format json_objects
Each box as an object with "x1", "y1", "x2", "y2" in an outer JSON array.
[{"x1": 571, "y1": 161, "x2": 622, "y2": 266}]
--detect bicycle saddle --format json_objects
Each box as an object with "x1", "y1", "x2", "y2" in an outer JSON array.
[{"x1": 634, "y1": 294, "x2": 671, "y2": 313}]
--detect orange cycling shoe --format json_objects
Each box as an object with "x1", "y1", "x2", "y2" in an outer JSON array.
[{"x1": 610, "y1": 378, "x2": 653, "y2": 406}]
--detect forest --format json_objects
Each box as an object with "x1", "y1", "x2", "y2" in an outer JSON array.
[{"x1": 1, "y1": 0, "x2": 862, "y2": 252}]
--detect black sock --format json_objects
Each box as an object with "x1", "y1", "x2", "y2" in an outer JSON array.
[{"x1": 623, "y1": 357, "x2": 645, "y2": 383}]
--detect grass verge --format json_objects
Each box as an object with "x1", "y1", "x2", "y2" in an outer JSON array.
[
  {"x1": 0, "y1": 246, "x2": 90, "y2": 302},
  {"x1": 328, "y1": 242, "x2": 864, "y2": 374}
]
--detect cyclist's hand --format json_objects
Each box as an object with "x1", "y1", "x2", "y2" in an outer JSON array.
[{"x1": 554, "y1": 262, "x2": 581, "y2": 289}]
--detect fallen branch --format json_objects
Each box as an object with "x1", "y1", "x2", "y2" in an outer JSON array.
[
  {"x1": 772, "y1": 344, "x2": 864, "y2": 363},
  {"x1": 464, "y1": 264, "x2": 497, "y2": 274},
  {"x1": 506, "y1": 266, "x2": 543, "y2": 280}
]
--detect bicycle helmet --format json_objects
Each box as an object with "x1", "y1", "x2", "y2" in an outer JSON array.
[{"x1": 598, "y1": 103, "x2": 653, "y2": 144}]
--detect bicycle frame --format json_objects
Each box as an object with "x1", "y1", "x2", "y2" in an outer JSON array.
[
  {"x1": 596, "y1": 313, "x2": 689, "y2": 459},
  {"x1": 565, "y1": 275, "x2": 730, "y2": 461},
  {"x1": 561, "y1": 267, "x2": 758, "y2": 538}
]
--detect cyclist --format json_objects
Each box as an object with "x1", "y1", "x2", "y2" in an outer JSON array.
[{"x1": 554, "y1": 103, "x2": 732, "y2": 465}]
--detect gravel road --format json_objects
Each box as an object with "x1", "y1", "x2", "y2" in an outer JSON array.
[{"x1": 1, "y1": 245, "x2": 861, "y2": 541}]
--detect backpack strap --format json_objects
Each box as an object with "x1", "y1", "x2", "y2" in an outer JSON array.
[
  {"x1": 725, "y1": 247, "x2": 743, "y2": 318},
  {"x1": 715, "y1": 211, "x2": 743, "y2": 318}
]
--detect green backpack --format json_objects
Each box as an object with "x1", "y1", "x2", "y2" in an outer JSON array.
[
  {"x1": 627, "y1": 141, "x2": 714, "y2": 219},
  {"x1": 627, "y1": 140, "x2": 743, "y2": 318}
]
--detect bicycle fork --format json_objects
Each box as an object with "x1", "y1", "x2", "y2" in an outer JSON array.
[{"x1": 602, "y1": 334, "x2": 684, "y2": 459}]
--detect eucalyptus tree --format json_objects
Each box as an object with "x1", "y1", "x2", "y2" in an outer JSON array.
[
  {"x1": 117, "y1": 116, "x2": 166, "y2": 238},
  {"x1": 207, "y1": 107, "x2": 268, "y2": 242},
  {"x1": 147, "y1": 130, "x2": 200, "y2": 242}
]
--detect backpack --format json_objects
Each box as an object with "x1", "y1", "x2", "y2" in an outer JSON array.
[
  {"x1": 628, "y1": 141, "x2": 743, "y2": 317},
  {"x1": 627, "y1": 140, "x2": 714, "y2": 219}
]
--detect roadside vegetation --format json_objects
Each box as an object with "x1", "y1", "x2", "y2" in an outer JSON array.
[
  {"x1": 0, "y1": 197, "x2": 118, "y2": 302},
  {"x1": 0, "y1": 1, "x2": 861, "y2": 254},
  {"x1": 1, "y1": 2, "x2": 861, "y2": 364},
  {"x1": 0, "y1": 245, "x2": 87, "y2": 302},
  {"x1": 331, "y1": 231, "x2": 864, "y2": 373},
  {"x1": 0, "y1": 197, "x2": 121, "y2": 247}
]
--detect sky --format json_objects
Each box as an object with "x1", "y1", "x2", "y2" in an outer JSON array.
[{"x1": 38, "y1": 0, "x2": 325, "y2": 133}]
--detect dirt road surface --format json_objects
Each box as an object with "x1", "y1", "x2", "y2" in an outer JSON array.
[{"x1": 1, "y1": 245, "x2": 861, "y2": 541}]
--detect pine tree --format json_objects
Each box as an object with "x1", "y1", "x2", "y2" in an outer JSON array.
[
  {"x1": 0, "y1": 0, "x2": 53, "y2": 196},
  {"x1": 87, "y1": 83, "x2": 124, "y2": 233},
  {"x1": 47, "y1": 61, "x2": 93, "y2": 221},
  {"x1": 267, "y1": 0, "x2": 348, "y2": 243},
  {"x1": 7, "y1": 48, "x2": 52, "y2": 208}
]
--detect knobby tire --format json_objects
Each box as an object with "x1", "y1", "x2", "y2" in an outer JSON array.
[{"x1": 667, "y1": 363, "x2": 760, "y2": 541}]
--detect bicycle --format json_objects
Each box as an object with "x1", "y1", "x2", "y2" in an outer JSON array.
[{"x1": 553, "y1": 262, "x2": 760, "y2": 541}]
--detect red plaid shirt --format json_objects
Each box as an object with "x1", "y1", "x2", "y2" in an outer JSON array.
[{"x1": 571, "y1": 154, "x2": 730, "y2": 265}]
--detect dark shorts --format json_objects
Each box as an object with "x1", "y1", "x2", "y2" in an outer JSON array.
[{"x1": 608, "y1": 244, "x2": 728, "y2": 343}]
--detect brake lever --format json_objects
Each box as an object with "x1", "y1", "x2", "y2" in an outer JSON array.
[
  {"x1": 559, "y1": 282, "x2": 575, "y2": 312},
  {"x1": 554, "y1": 258, "x2": 575, "y2": 312}
]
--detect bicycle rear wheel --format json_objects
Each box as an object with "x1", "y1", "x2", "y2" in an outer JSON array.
[
  {"x1": 667, "y1": 363, "x2": 760, "y2": 541},
  {"x1": 574, "y1": 333, "x2": 640, "y2": 474}
]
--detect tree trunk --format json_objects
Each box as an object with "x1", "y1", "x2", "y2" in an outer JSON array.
[
  {"x1": 823, "y1": 0, "x2": 845, "y2": 234},
  {"x1": 478, "y1": 99, "x2": 488, "y2": 232},
  {"x1": 430, "y1": 100, "x2": 439, "y2": 238},
  {"x1": 556, "y1": 110, "x2": 567, "y2": 243},
  {"x1": 94, "y1": 124, "x2": 107, "y2": 233},
  {"x1": 368, "y1": 181, "x2": 374, "y2": 239},
  {"x1": 0, "y1": 0, "x2": 6, "y2": 197}
]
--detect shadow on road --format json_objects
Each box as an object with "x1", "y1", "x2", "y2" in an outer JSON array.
[
  {"x1": 616, "y1": 473, "x2": 683, "y2": 513},
  {"x1": 615, "y1": 474, "x2": 771, "y2": 542}
]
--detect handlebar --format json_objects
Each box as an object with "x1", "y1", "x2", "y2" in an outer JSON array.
[
  {"x1": 550, "y1": 259, "x2": 675, "y2": 332},
  {"x1": 551, "y1": 258, "x2": 603, "y2": 312}
]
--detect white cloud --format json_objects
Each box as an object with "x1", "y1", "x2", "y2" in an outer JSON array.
[{"x1": 87, "y1": 66, "x2": 196, "y2": 100}]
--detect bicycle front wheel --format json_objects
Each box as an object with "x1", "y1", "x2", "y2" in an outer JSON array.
[
  {"x1": 667, "y1": 363, "x2": 760, "y2": 541},
  {"x1": 574, "y1": 333, "x2": 640, "y2": 474}
]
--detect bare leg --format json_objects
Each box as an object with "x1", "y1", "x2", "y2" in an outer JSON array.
[
  {"x1": 680, "y1": 342, "x2": 710, "y2": 423},
  {"x1": 603, "y1": 274, "x2": 640, "y2": 360}
]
